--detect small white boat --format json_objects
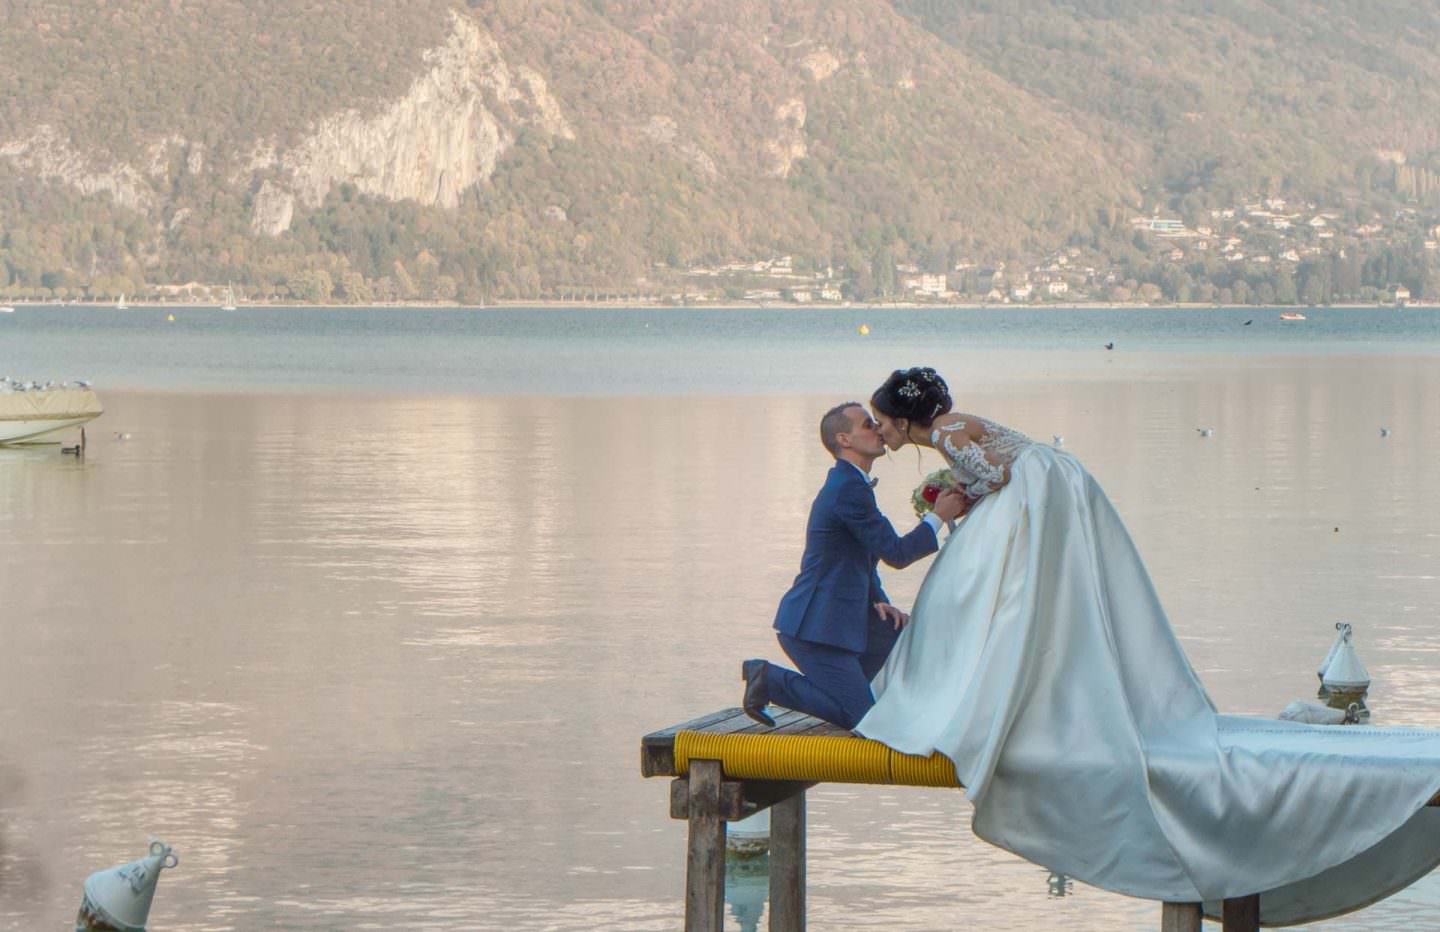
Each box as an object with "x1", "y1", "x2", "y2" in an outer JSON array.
[
  {"x1": 220, "y1": 283, "x2": 237, "y2": 311},
  {"x1": 0, "y1": 305, "x2": 15, "y2": 314},
  {"x1": 1279, "y1": 312, "x2": 1306, "y2": 321},
  {"x1": 116, "y1": 293, "x2": 128, "y2": 310},
  {"x1": 0, "y1": 384, "x2": 103, "y2": 444}
]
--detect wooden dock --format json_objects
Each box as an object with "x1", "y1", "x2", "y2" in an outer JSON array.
[
  {"x1": 642, "y1": 706, "x2": 1440, "y2": 931},
  {"x1": 642, "y1": 708, "x2": 842, "y2": 932}
]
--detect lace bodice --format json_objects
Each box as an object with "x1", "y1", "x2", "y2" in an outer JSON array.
[{"x1": 932, "y1": 417, "x2": 1034, "y2": 497}]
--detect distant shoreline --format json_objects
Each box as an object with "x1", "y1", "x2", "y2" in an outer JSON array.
[{"x1": 5, "y1": 299, "x2": 1430, "y2": 312}]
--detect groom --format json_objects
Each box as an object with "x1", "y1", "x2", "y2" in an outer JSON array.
[{"x1": 742, "y1": 402, "x2": 967, "y2": 730}]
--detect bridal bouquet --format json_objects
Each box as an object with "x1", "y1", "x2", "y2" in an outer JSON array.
[{"x1": 912, "y1": 469, "x2": 959, "y2": 518}]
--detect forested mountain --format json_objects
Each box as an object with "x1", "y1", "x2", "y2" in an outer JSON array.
[{"x1": 3, "y1": 0, "x2": 1440, "y2": 304}]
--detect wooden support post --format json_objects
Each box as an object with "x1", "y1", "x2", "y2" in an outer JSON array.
[
  {"x1": 669, "y1": 777, "x2": 813, "y2": 822},
  {"x1": 684, "y1": 760, "x2": 726, "y2": 932},
  {"x1": 1223, "y1": 894, "x2": 1260, "y2": 932},
  {"x1": 769, "y1": 788, "x2": 806, "y2": 932},
  {"x1": 671, "y1": 777, "x2": 746, "y2": 821},
  {"x1": 1160, "y1": 902, "x2": 1202, "y2": 932}
]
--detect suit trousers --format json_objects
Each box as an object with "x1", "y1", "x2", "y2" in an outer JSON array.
[{"x1": 764, "y1": 623, "x2": 898, "y2": 730}]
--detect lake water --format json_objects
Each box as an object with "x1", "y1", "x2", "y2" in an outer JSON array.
[{"x1": 2, "y1": 305, "x2": 1439, "y2": 929}]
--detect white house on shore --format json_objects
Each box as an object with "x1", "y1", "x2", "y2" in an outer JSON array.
[{"x1": 902, "y1": 273, "x2": 949, "y2": 297}]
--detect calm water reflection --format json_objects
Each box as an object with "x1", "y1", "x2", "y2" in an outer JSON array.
[{"x1": 1, "y1": 353, "x2": 1439, "y2": 929}]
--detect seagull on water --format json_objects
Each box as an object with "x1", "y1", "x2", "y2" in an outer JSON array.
[{"x1": 1104, "y1": 341, "x2": 1115, "y2": 350}]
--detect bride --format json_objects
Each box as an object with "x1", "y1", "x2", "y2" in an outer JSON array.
[{"x1": 856, "y1": 366, "x2": 1440, "y2": 924}]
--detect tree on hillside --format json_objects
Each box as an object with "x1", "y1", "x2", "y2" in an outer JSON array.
[{"x1": 871, "y1": 247, "x2": 897, "y2": 299}]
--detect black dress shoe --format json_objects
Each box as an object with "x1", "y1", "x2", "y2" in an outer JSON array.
[{"x1": 741, "y1": 659, "x2": 776, "y2": 727}]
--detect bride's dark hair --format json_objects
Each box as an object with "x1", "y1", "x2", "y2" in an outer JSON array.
[{"x1": 871, "y1": 367, "x2": 952, "y2": 427}]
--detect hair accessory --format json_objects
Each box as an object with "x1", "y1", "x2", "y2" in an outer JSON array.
[{"x1": 897, "y1": 381, "x2": 921, "y2": 399}]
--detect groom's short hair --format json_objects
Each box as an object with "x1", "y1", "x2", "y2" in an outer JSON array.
[{"x1": 820, "y1": 402, "x2": 860, "y2": 457}]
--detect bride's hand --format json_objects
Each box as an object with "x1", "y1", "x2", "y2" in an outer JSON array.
[{"x1": 874, "y1": 602, "x2": 910, "y2": 630}]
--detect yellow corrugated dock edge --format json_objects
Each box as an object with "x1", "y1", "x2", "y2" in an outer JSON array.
[{"x1": 673, "y1": 731, "x2": 960, "y2": 787}]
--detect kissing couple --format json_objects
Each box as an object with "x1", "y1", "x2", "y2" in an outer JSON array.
[{"x1": 735, "y1": 365, "x2": 1440, "y2": 925}]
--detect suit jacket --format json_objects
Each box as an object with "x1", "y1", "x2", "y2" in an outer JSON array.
[{"x1": 773, "y1": 461, "x2": 940, "y2": 653}]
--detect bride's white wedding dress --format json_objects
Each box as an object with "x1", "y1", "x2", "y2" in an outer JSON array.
[{"x1": 857, "y1": 418, "x2": 1440, "y2": 924}]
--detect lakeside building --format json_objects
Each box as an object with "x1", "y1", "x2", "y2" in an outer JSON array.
[
  {"x1": 1135, "y1": 217, "x2": 1186, "y2": 234},
  {"x1": 901, "y1": 273, "x2": 949, "y2": 297}
]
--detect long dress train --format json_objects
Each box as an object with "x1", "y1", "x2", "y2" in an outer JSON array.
[{"x1": 856, "y1": 421, "x2": 1440, "y2": 925}]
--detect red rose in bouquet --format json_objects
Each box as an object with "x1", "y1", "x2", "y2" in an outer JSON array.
[{"x1": 912, "y1": 469, "x2": 959, "y2": 518}]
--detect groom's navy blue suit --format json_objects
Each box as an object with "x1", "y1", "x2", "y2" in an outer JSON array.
[{"x1": 763, "y1": 461, "x2": 941, "y2": 729}]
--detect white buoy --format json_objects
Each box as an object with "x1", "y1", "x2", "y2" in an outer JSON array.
[
  {"x1": 1317, "y1": 622, "x2": 1351, "y2": 683},
  {"x1": 1322, "y1": 626, "x2": 1371, "y2": 714},
  {"x1": 726, "y1": 808, "x2": 769, "y2": 858},
  {"x1": 75, "y1": 840, "x2": 178, "y2": 931}
]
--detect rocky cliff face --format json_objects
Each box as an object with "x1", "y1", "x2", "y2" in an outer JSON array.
[
  {"x1": 249, "y1": 181, "x2": 295, "y2": 238},
  {"x1": 765, "y1": 98, "x2": 808, "y2": 178},
  {"x1": 639, "y1": 115, "x2": 719, "y2": 179},
  {"x1": 0, "y1": 126, "x2": 155, "y2": 212},
  {"x1": 1, "y1": 11, "x2": 571, "y2": 237},
  {"x1": 258, "y1": 12, "x2": 573, "y2": 231}
]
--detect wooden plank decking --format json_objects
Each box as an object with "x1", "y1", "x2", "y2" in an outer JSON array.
[{"x1": 642, "y1": 707, "x2": 852, "y2": 778}]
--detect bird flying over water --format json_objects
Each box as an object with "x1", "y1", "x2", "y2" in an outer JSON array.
[
  {"x1": 1196, "y1": 427, "x2": 1214, "y2": 437},
  {"x1": 1104, "y1": 341, "x2": 1115, "y2": 350},
  {"x1": 1243, "y1": 319, "x2": 1253, "y2": 326}
]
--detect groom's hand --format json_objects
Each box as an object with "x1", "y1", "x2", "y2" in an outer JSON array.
[
  {"x1": 874, "y1": 602, "x2": 909, "y2": 630},
  {"x1": 933, "y1": 488, "x2": 969, "y2": 522}
]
